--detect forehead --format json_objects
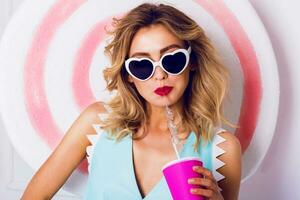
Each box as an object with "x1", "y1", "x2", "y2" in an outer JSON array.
[{"x1": 129, "y1": 24, "x2": 184, "y2": 55}]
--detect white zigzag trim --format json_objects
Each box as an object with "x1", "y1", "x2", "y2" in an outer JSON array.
[
  {"x1": 212, "y1": 127, "x2": 227, "y2": 191},
  {"x1": 86, "y1": 106, "x2": 111, "y2": 172},
  {"x1": 86, "y1": 123, "x2": 106, "y2": 172},
  {"x1": 86, "y1": 103, "x2": 111, "y2": 171}
]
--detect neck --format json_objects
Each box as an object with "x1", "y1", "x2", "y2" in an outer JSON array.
[{"x1": 144, "y1": 100, "x2": 184, "y2": 135}]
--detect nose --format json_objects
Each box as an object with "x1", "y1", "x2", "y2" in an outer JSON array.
[{"x1": 153, "y1": 65, "x2": 167, "y2": 80}]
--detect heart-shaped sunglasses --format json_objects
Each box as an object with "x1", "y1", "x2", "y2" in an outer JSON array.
[{"x1": 125, "y1": 46, "x2": 191, "y2": 81}]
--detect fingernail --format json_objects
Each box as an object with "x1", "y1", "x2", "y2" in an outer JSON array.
[
  {"x1": 188, "y1": 179, "x2": 193, "y2": 184},
  {"x1": 193, "y1": 166, "x2": 199, "y2": 171},
  {"x1": 190, "y1": 188, "x2": 197, "y2": 193}
]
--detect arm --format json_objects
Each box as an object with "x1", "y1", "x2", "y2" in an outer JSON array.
[
  {"x1": 217, "y1": 131, "x2": 242, "y2": 200},
  {"x1": 21, "y1": 102, "x2": 106, "y2": 200},
  {"x1": 188, "y1": 131, "x2": 242, "y2": 200}
]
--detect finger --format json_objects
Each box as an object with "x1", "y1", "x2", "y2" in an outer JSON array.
[
  {"x1": 192, "y1": 166, "x2": 214, "y2": 180},
  {"x1": 190, "y1": 188, "x2": 214, "y2": 198},
  {"x1": 188, "y1": 178, "x2": 217, "y2": 190}
]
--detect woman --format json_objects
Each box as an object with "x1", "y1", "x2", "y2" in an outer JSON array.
[{"x1": 21, "y1": 3, "x2": 241, "y2": 200}]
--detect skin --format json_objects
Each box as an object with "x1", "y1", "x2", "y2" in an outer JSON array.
[{"x1": 21, "y1": 24, "x2": 241, "y2": 200}]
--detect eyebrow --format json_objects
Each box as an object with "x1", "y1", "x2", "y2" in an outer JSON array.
[{"x1": 130, "y1": 44, "x2": 183, "y2": 58}]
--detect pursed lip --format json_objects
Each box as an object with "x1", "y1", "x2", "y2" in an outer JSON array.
[{"x1": 154, "y1": 86, "x2": 173, "y2": 96}]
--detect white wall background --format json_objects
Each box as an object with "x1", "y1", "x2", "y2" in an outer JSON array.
[
  {"x1": 0, "y1": 2, "x2": 80, "y2": 200},
  {"x1": 240, "y1": 0, "x2": 300, "y2": 199},
  {"x1": 0, "y1": 0, "x2": 299, "y2": 199}
]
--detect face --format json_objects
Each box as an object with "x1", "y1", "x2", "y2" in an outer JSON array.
[{"x1": 127, "y1": 24, "x2": 191, "y2": 109}]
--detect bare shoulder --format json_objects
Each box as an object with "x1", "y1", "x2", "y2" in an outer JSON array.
[
  {"x1": 218, "y1": 131, "x2": 241, "y2": 156},
  {"x1": 216, "y1": 131, "x2": 242, "y2": 199},
  {"x1": 50, "y1": 100, "x2": 108, "y2": 157},
  {"x1": 51, "y1": 100, "x2": 108, "y2": 155},
  {"x1": 79, "y1": 101, "x2": 107, "y2": 126},
  {"x1": 71, "y1": 101, "x2": 107, "y2": 140},
  {"x1": 217, "y1": 131, "x2": 241, "y2": 171}
]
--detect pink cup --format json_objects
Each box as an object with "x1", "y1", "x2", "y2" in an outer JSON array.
[{"x1": 162, "y1": 157, "x2": 204, "y2": 200}]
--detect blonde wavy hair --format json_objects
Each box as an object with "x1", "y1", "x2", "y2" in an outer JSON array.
[{"x1": 100, "y1": 3, "x2": 231, "y2": 150}]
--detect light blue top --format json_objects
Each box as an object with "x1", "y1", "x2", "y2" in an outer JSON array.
[{"x1": 84, "y1": 129, "x2": 224, "y2": 200}]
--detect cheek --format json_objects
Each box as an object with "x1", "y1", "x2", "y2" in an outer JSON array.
[
  {"x1": 132, "y1": 81, "x2": 151, "y2": 98},
  {"x1": 172, "y1": 72, "x2": 190, "y2": 89}
]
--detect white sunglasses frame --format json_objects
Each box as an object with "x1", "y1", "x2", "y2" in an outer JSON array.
[{"x1": 125, "y1": 46, "x2": 192, "y2": 81}]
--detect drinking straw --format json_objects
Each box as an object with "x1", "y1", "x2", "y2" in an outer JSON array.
[{"x1": 165, "y1": 105, "x2": 181, "y2": 159}]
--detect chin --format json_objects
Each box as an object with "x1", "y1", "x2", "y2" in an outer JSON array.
[{"x1": 149, "y1": 96, "x2": 180, "y2": 107}]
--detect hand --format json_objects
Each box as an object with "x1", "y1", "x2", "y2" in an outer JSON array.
[{"x1": 188, "y1": 165, "x2": 224, "y2": 200}]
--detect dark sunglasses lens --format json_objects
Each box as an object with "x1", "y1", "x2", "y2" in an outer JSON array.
[
  {"x1": 162, "y1": 52, "x2": 187, "y2": 74},
  {"x1": 128, "y1": 59, "x2": 153, "y2": 80}
]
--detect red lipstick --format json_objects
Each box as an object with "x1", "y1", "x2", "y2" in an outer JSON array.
[{"x1": 154, "y1": 86, "x2": 173, "y2": 96}]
